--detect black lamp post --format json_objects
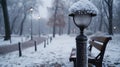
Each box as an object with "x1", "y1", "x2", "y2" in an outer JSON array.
[
  {"x1": 69, "y1": 0, "x2": 98, "y2": 67},
  {"x1": 30, "y1": 7, "x2": 33, "y2": 40},
  {"x1": 70, "y1": 11, "x2": 92, "y2": 67}
]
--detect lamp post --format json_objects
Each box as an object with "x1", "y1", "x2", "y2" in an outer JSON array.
[
  {"x1": 69, "y1": 0, "x2": 98, "y2": 67},
  {"x1": 30, "y1": 7, "x2": 33, "y2": 40},
  {"x1": 38, "y1": 16, "x2": 41, "y2": 37}
]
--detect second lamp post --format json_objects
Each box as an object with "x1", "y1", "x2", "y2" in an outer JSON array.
[{"x1": 30, "y1": 7, "x2": 33, "y2": 40}]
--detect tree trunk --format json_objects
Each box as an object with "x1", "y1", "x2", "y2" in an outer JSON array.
[
  {"x1": 99, "y1": 0, "x2": 103, "y2": 31},
  {"x1": 1, "y1": 0, "x2": 11, "y2": 40},
  {"x1": 11, "y1": 15, "x2": 19, "y2": 34},
  {"x1": 68, "y1": 17, "x2": 71, "y2": 35},
  {"x1": 53, "y1": 0, "x2": 58, "y2": 38},
  {"x1": 19, "y1": 13, "x2": 27, "y2": 35},
  {"x1": 99, "y1": 19, "x2": 103, "y2": 31},
  {"x1": 108, "y1": 2, "x2": 113, "y2": 35},
  {"x1": 104, "y1": 0, "x2": 113, "y2": 35},
  {"x1": 59, "y1": 27, "x2": 62, "y2": 35},
  {"x1": 53, "y1": 21, "x2": 56, "y2": 37},
  {"x1": 11, "y1": 8, "x2": 21, "y2": 34}
]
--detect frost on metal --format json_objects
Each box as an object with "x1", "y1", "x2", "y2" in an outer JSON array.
[{"x1": 69, "y1": 0, "x2": 98, "y2": 16}]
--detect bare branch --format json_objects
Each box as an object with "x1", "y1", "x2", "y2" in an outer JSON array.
[
  {"x1": 103, "y1": 1, "x2": 109, "y2": 20},
  {"x1": 104, "y1": 0, "x2": 108, "y2": 4},
  {"x1": 103, "y1": 19, "x2": 109, "y2": 30}
]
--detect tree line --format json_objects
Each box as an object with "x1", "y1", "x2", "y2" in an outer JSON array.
[{"x1": 0, "y1": 0, "x2": 120, "y2": 40}]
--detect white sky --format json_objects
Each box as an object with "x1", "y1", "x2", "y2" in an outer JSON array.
[
  {"x1": 38, "y1": 0, "x2": 52, "y2": 19},
  {"x1": 25, "y1": 0, "x2": 53, "y2": 22}
]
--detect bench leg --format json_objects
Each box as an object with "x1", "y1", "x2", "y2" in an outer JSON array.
[{"x1": 73, "y1": 61, "x2": 76, "y2": 67}]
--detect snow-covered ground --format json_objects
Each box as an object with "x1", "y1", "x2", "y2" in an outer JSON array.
[
  {"x1": 0, "y1": 34, "x2": 120, "y2": 67},
  {"x1": 104, "y1": 34, "x2": 120, "y2": 67},
  {"x1": 0, "y1": 36, "x2": 30, "y2": 46}
]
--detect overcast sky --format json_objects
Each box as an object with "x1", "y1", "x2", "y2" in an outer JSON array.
[{"x1": 38, "y1": 0, "x2": 52, "y2": 19}]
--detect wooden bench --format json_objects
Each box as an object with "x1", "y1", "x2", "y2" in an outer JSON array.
[{"x1": 69, "y1": 36, "x2": 112, "y2": 67}]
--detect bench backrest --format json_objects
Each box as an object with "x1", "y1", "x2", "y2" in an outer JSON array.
[{"x1": 88, "y1": 36, "x2": 112, "y2": 62}]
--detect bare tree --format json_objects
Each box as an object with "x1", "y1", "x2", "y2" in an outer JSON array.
[
  {"x1": 19, "y1": 11, "x2": 27, "y2": 35},
  {"x1": 11, "y1": 7, "x2": 22, "y2": 34},
  {"x1": 49, "y1": 0, "x2": 65, "y2": 37},
  {"x1": 8, "y1": 0, "x2": 41, "y2": 35},
  {"x1": 47, "y1": 14, "x2": 65, "y2": 35},
  {"x1": 1, "y1": 0, "x2": 11, "y2": 40},
  {"x1": 103, "y1": 0, "x2": 113, "y2": 35},
  {"x1": 19, "y1": 2, "x2": 28, "y2": 36},
  {"x1": 57, "y1": 14, "x2": 65, "y2": 35},
  {"x1": 52, "y1": 0, "x2": 58, "y2": 37}
]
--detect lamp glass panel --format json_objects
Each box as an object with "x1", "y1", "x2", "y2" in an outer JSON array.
[{"x1": 74, "y1": 14, "x2": 92, "y2": 28}]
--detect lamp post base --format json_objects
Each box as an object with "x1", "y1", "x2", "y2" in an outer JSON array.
[{"x1": 76, "y1": 34, "x2": 88, "y2": 67}]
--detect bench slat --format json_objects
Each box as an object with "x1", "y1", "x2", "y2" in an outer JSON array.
[
  {"x1": 89, "y1": 41, "x2": 103, "y2": 51},
  {"x1": 91, "y1": 36, "x2": 111, "y2": 43}
]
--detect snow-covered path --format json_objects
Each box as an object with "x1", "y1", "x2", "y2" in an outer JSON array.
[{"x1": 0, "y1": 35, "x2": 76, "y2": 67}]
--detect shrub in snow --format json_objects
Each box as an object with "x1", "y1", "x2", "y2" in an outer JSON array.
[{"x1": 69, "y1": 0, "x2": 98, "y2": 16}]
